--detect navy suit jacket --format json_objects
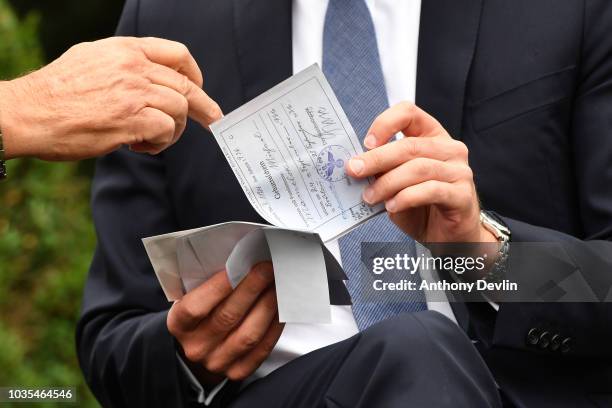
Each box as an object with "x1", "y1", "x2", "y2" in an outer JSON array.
[{"x1": 77, "y1": 0, "x2": 612, "y2": 406}]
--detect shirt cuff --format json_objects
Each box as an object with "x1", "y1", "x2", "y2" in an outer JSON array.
[{"x1": 176, "y1": 353, "x2": 228, "y2": 405}]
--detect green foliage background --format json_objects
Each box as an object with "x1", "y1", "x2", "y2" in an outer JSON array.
[{"x1": 0, "y1": 0, "x2": 123, "y2": 406}]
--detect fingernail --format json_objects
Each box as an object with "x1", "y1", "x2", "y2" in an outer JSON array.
[
  {"x1": 349, "y1": 158, "x2": 365, "y2": 176},
  {"x1": 364, "y1": 134, "x2": 377, "y2": 149},
  {"x1": 363, "y1": 186, "x2": 375, "y2": 204},
  {"x1": 386, "y1": 199, "x2": 397, "y2": 212}
]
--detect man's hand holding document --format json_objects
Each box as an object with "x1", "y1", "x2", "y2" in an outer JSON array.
[{"x1": 143, "y1": 65, "x2": 382, "y2": 324}]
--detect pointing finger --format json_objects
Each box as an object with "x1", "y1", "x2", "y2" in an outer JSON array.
[{"x1": 147, "y1": 63, "x2": 223, "y2": 128}]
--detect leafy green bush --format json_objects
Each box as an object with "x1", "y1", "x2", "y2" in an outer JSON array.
[
  {"x1": 0, "y1": 0, "x2": 40, "y2": 78},
  {"x1": 0, "y1": 1, "x2": 98, "y2": 406}
]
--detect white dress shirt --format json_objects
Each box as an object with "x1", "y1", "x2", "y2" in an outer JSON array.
[{"x1": 190, "y1": 0, "x2": 462, "y2": 404}]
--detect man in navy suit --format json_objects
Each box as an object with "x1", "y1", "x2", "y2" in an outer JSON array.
[{"x1": 77, "y1": 1, "x2": 612, "y2": 407}]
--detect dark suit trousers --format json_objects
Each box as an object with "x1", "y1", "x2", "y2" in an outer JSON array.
[{"x1": 228, "y1": 311, "x2": 501, "y2": 408}]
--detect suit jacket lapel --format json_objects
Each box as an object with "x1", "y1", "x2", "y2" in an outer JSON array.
[
  {"x1": 416, "y1": 0, "x2": 484, "y2": 139},
  {"x1": 233, "y1": 0, "x2": 293, "y2": 102}
]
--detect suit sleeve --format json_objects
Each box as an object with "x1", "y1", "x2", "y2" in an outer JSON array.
[
  {"x1": 75, "y1": 1, "x2": 219, "y2": 406},
  {"x1": 76, "y1": 148, "x2": 202, "y2": 408},
  {"x1": 487, "y1": 0, "x2": 612, "y2": 359}
]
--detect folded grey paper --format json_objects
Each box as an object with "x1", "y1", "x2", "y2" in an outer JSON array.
[
  {"x1": 143, "y1": 223, "x2": 265, "y2": 301},
  {"x1": 144, "y1": 221, "x2": 352, "y2": 322},
  {"x1": 176, "y1": 238, "x2": 205, "y2": 291},
  {"x1": 225, "y1": 228, "x2": 272, "y2": 288},
  {"x1": 264, "y1": 229, "x2": 331, "y2": 323},
  {"x1": 142, "y1": 226, "x2": 211, "y2": 300},
  {"x1": 184, "y1": 223, "x2": 261, "y2": 292}
]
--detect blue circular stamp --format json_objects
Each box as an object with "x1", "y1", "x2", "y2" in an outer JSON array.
[{"x1": 316, "y1": 145, "x2": 351, "y2": 182}]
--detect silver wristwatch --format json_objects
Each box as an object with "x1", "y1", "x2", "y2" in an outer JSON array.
[{"x1": 480, "y1": 211, "x2": 511, "y2": 283}]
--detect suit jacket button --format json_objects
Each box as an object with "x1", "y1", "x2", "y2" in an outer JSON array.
[
  {"x1": 527, "y1": 328, "x2": 539, "y2": 346},
  {"x1": 561, "y1": 337, "x2": 572, "y2": 353},
  {"x1": 550, "y1": 334, "x2": 562, "y2": 351},
  {"x1": 538, "y1": 331, "x2": 551, "y2": 349}
]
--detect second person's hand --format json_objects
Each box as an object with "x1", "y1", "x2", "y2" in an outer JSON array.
[{"x1": 0, "y1": 37, "x2": 223, "y2": 160}]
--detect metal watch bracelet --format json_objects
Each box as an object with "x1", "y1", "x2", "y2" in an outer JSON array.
[
  {"x1": 484, "y1": 238, "x2": 510, "y2": 284},
  {"x1": 480, "y1": 211, "x2": 511, "y2": 284}
]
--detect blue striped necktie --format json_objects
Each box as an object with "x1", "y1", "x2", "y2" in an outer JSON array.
[{"x1": 322, "y1": 0, "x2": 427, "y2": 331}]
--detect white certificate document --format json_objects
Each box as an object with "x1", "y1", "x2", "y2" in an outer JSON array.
[{"x1": 210, "y1": 64, "x2": 384, "y2": 242}]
